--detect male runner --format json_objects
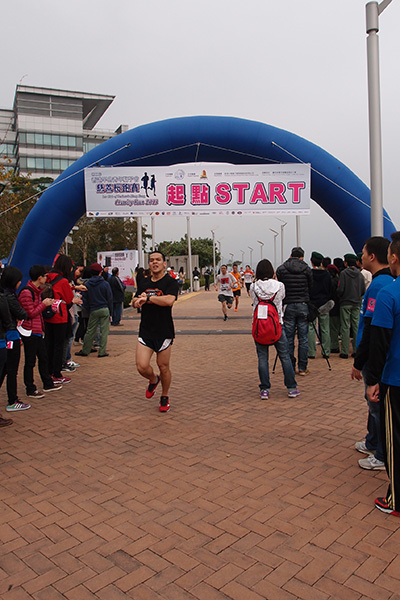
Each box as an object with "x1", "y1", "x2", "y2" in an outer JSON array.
[
  {"x1": 132, "y1": 251, "x2": 179, "y2": 412},
  {"x1": 230, "y1": 264, "x2": 243, "y2": 311},
  {"x1": 214, "y1": 265, "x2": 236, "y2": 321},
  {"x1": 242, "y1": 265, "x2": 254, "y2": 296}
]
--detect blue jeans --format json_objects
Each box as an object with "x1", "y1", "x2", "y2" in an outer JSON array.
[
  {"x1": 255, "y1": 328, "x2": 297, "y2": 392},
  {"x1": 63, "y1": 314, "x2": 79, "y2": 363},
  {"x1": 283, "y1": 302, "x2": 309, "y2": 372},
  {"x1": 363, "y1": 366, "x2": 384, "y2": 462},
  {"x1": 112, "y1": 302, "x2": 123, "y2": 325}
]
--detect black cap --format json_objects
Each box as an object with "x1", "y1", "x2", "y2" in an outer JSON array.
[{"x1": 291, "y1": 247, "x2": 304, "y2": 258}]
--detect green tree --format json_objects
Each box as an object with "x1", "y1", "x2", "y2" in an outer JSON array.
[
  {"x1": 157, "y1": 235, "x2": 220, "y2": 268},
  {"x1": 0, "y1": 163, "x2": 52, "y2": 258},
  {"x1": 68, "y1": 216, "x2": 150, "y2": 265}
]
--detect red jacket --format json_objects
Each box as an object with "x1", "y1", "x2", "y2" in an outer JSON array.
[
  {"x1": 44, "y1": 272, "x2": 73, "y2": 324},
  {"x1": 18, "y1": 281, "x2": 47, "y2": 334}
]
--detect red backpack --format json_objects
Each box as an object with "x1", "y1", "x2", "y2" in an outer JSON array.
[{"x1": 252, "y1": 292, "x2": 282, "y2": 345}]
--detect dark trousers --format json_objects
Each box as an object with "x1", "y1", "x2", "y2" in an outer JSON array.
[
  {"x1": 45, "y1": 322, "x2": 68, "y2": 378},
  {"x1": 379, "y1": 383, "x2": 400, "y2": 511},
  {"x1": 112, "y1": 302, "x2": 123, "y2": 325},
  {"x1": 0, "y1": 347, "x2": 7, "y2": 391},
  {"x1": 75, "y1": 314, "x2": 88, "y2": 342},
  {"x1": 0, "y1": 348, "x2": 8, "y2": 400},
  {"x1": 0, "y1": 341, "x2": 21, "y2": 404},
  {"x1": 22, "y1": 335, "x2": 54, "y2": 394}
]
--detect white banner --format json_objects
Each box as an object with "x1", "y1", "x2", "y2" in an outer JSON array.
[
  {"x1": 97, "y1": 250, "x2": 138, "y2": 285},
  {"x1": 84, "y1": 163, "x2": 310, "y2": 217}
]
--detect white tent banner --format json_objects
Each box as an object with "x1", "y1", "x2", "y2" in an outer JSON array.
[
  {"x1": 96, "y1": 250, "x2": 138, "y2": 285},
  {"x1": 84, "y1": 163, "x2": 310, "y2": 217}
]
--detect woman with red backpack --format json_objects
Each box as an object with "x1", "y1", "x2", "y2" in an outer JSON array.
[{"x1": 250, "y1": 259, "x2": 300, "y2": 401}]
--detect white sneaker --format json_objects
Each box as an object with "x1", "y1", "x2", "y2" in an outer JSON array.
[
  {"x1": 358, "y1": 455, "x2": 385, "y2": 470},
  {"x1": 354, "y1": 440, "x2": 374, "y2": 455}
]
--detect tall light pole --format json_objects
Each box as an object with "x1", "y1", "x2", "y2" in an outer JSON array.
[
  {"x1": 296, "y1": 215, "x2": 301, "y2": 247},
  {"x1": 366, "y1": 0, "x2": 392, "y2": 236},
  {"x1": 187, "y1": 216, "x2": 193, "y2": 292},
  {"x1": 137, "y1": 217, "x2": 143, "y2": 267},
  {"x1": 248, "y1": 246, "x2": 253, "y2": 268},
  {"x1": 275, "y1": 217, "x2": 287, "y2": 263},
  {"x1": 270, "y1": 229, "x2": 279, "y2": 268},
  {"x1": 240, "y1": 249, "x2": 245, "y2": 266},
  {"x1": 151, "y1": 216, "x2": 156, "y2": 251},
  {"x1": 217, "y1": 240, "x2": 222, "y2": 268},
  {"x1": 229, "y1": 252, "x2": 234, "y2": 266},
  {"x1": 211, "y1": 229, "x2": 216, "y2": 276},
  {"x1": 257, "y1": 240, "x2": 264, "y2": 260}
]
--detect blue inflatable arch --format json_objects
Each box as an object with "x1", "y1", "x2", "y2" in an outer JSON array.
[{"x1": 9, "y1": 115, "x2": 396, "y2": 277}]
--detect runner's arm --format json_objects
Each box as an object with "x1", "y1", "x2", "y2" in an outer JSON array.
[
  {"x1": 147, "y1": 294, "x2": 176, "y2": 307},
  {"x1": 131, "y1": 292, "x2": 146, "y2": 308}
]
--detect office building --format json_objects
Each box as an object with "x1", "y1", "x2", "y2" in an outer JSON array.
[{"x1": 0, "y1": 84, "x2": 128, "y2": 178}]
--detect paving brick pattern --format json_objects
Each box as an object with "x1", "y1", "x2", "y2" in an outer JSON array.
[{"x1": 1, "y1": 289, "x2": 399, "y2": 599}]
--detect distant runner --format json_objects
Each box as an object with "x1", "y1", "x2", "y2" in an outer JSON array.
[
  {"x1": 230, "y1": 264, "x2": 243, "y2": 312},
  {"x1": 242, "y1": 265, "x2": 254, "y2": 296},
  {"x1": 215, "y1": 265, "x2": 236, "y2": 321}
]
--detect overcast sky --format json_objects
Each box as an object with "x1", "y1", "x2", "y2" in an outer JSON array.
[{"x1": 3, "y1": 0, "x2": 400, "y2": 267}]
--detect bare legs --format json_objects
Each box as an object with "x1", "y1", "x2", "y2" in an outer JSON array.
[{"x1": 136, "y1": 341, "x2": 172, "y2": 396}]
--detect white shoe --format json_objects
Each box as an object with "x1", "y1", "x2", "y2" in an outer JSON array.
[
  {"x1": 358, "y1": 455, "x2": 385, "y2": 470},
  {"x1": 354, "y1": 440, "x2": 374, "y2": 455}
]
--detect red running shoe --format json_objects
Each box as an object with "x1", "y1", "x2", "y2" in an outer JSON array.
[
  {"x1": 159, "y1": 396, "x2": 170, "y2": 412},
  {"x1": 375, "y1": 497, "x2": 400, "y2": 517},
  {"x1": 146, "y1": 375, "x2": 160, "y2": 398},
  {"x1": 52, "y1": 376, "x2": 72, "y2": 385}
]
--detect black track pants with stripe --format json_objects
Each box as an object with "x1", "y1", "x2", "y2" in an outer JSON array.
[{"x1": 380, "y1": 383, "x2": 400, "y2": 511}]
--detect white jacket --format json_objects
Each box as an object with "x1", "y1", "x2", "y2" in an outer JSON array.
[{"x1": 250, "y1": 279, "x2": 286, "y2": 323}]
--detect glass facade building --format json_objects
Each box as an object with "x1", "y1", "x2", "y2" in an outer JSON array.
[{"x1": 0, "y1": 85, "x2": 128, "y2": 178}]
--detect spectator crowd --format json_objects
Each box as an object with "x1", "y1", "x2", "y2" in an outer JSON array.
[{"x1": 0, "y1": 257, "x2": 125, "y2": 425}]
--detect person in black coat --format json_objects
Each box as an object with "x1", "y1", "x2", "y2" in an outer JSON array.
[
  {"x1": 0, "y1": 291, "x2": 14, "y2": 426},
  {"x1": 276, "y1": 247, "x2": 313, "y2": 375},
  {"x1": 0, "y1": 267, "x2": 28, "y2": 412},
  {"x1": 308, "y1": 251, "x2": 332, "y2": 359},
  {"x1": 109, "y1": 267, "x2": 126, "y2": 326}
]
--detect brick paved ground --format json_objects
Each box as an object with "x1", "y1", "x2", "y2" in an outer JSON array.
[{"x1": 1, "y1": 289, "x2": 400, "y2": 599}]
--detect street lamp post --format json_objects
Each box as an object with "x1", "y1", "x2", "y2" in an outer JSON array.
[
  {"x1": 240, "y1": 249, "x2": 245, "y2": 266},
  {"x1": 187, "y1": 216, "x2": 193, "y2": 292},
  {"x1": 211, "y1": 229, "x2": 216, "y2": 277},
  {"x1": 248, "y1": 246, "x2": 253, "y2": 268},
  {"x1": 275, "y1": 217, "x2": 287, "y2": 263},
  {"x1": 366, "y1": 0, "x2": 392, "y2": 236},
  {"x1": 151, "y1": 216, "x2": 156, "y2": 251},
  {"x1": 296, "y1": 215, "x2": 301, "y2": 247},
  {"x1": 280, "y1": 221, "x2": 287, "y2": 263},
  {"x1": 257, "y1": 240, "x2": 264, "y2": 260},
  {"x1": 137, "y1": 217, "x2": 143, "y2": 267},
  {"x1": 269, "y1": 229, "x2": 279, "y2": 268}
]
